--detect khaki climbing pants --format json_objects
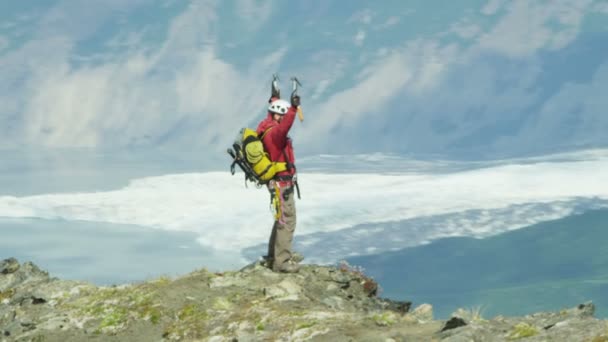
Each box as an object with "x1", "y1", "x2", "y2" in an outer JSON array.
[{"x1": 267, "y1": 188, "x2": 296, "y2": 271}]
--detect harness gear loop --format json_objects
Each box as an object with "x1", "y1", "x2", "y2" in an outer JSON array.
[{"x1": 269, "y1": 180, "x2": 287, "y2": 224}]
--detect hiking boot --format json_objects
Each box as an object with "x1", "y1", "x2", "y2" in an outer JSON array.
[
  {"x1": 274, "y1": 262, "x2": 300, "y2": 273},
  {"x1": 290, "y1": 252, "x2": 304, "y2": 263},
  {"x1": 260, "y1": 255, "x2": 274, "y2": 269}
]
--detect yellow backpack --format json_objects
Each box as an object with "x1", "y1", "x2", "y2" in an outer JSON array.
[{"x1": 228, "y1": 128, "x2": 287, "y2": 185}]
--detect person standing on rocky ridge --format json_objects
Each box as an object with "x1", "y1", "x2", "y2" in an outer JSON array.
[{"x1": 255, "y1": 83, "x2": 302, "y2": 273}]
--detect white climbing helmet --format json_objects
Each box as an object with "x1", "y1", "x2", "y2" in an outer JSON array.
[{"x1": 268, "y1": 99, "x2": 291, "y2": 115}]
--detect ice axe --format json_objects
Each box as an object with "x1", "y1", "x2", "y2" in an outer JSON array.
[
  {"x1": 291, "y1": 77, "x2": 304, "y2": 122},
  {"x1": 271, "y1": 73, "x2": 280, "y2": 99}
]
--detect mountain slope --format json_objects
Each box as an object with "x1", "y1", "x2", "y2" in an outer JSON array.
[{"x1": 348, "y1": 208, "x2": 608, "y2": 318}]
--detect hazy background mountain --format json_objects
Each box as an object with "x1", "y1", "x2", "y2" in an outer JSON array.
[{"x1": 1, "y1": 0, "x2": 608, "y2": 158}]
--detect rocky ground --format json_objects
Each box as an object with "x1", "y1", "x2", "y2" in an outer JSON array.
[{"x1": 1, "y1": 257, "x2": 608, "y2": 341}]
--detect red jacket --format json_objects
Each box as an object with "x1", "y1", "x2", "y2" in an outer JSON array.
[{"x1": 256, "y1": 106, "x2": 297, "y2": 179}]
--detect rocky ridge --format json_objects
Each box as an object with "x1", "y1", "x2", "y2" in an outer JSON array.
[{"x1": 1, "y1": 258, "x2": 608, "y2": 341}]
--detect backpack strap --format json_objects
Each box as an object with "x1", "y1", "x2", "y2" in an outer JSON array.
[
  {"x1": 260, "y1": 126, "x2": 274, "y2": 140},
  {"x1": 242, "y1": 128, "x2": 262, "y2": 152},
  {"x1": 243, "y1": 135, "x2": 258, "y2": 146},
  {"x1": 257, "y1": 163, "x2": 274, "y2": 178}
]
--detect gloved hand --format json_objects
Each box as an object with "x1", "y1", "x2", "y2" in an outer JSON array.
[{"x1": 291, "y1": 95, "x2": 301, "y2": 108}]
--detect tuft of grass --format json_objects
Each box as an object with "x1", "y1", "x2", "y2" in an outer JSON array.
[
  {"x1": 453, "y1": 306, "x2": 485, "y2": 322},
  {"x1": 96, "y1": 307, "x2": 128, "y2": 334},
  {"x1": 178, "y1": 304, "x2": 202, "y2": 321},
  {"x1": 256, "y1": 322, "x2": 265, "y2": 331},
  {"x1": 148, "y1": 310, "x2": 161, "y2": 325},
  {"x1": 153, "y1": 275, "x2": 172, "y2": 286},
  {"x1": 212, "y1": 297, "x2": 233, "y2": 311},
  {"x1": 507, "y1": 322, "x2": 539, "y2": 340},
  {"x1": 139, "y1": 302, "x2": 162, "y2": 325},
  {"x1": 163, "y1": 303, "x2": 209, "y2": 340}
]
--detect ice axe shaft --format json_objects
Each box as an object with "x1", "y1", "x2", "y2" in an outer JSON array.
[{"x1": 291, "y1": 77, "x2": 304, "y2": 122}]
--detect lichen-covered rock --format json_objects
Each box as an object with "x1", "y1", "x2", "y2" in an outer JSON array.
[
  {"x1": 409, "y1": 303, "x2": 434, "y2": 322},
  {"x1": 439, "y1": 302, "x2": 607, "y2": 341},
  {"x1": 1, "y1": 259, "x2": 50, "y2": 292},
  {"x1": 263, "y1": 278, "x2": 303, "y2": 300},
  {"x1": 1, "y1": 258, "x2": 607, "y2": 341},
  {"x1": 0, "y1": 258, "x2": 20, "y2": 275}
]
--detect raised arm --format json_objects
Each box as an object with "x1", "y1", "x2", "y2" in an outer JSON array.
[{"x1": 273, "y1": 106, "x2": 297, "y2": 138}]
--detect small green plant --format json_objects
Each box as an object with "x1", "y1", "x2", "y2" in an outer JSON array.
[
  {"x1": 148, "y1": 310, "x2": 161, "y2": 325},
  {"x1": 256, "y1": 322, "x2": 265, "y2": 331},
  {"x1": 96, "y1": 308, "x2": 128, "y2": 334},
  {"x1": 372, "y1": 312, "x2": 396, "y2": 327},
  {"x1": 65, "y1": 285, "x2": 162, "y2": 334},
  {"x1": 507, "y1": 322, "x2": 538, "y2": 340}
]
